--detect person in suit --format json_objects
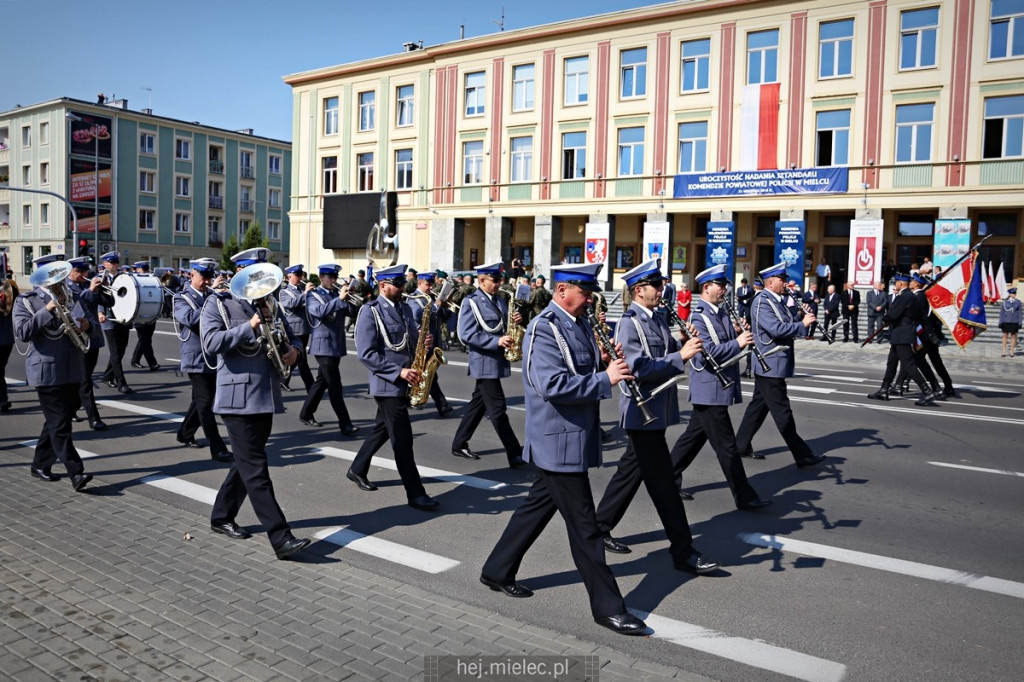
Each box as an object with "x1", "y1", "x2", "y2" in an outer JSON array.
[
  {"x1": 481, "y1": 262, "x2": 648, "y2": 637},
  {"x1": 14, "y1": 255, "x2": 93, "y2": 491},
  {"x1": 174, "y1": 258, "x2": 231, "y2": 462},
  {"x1": 346, "y1": 265, "x2": 438, "y2": 510},
  {"x1": 450, "y1": 262, "x2": 525, "y2": 468},
  {"x1": 65, "y1": 257, "x2": 113, "y2": 430},
  {"x1": 735, "y1": 278, "x2": 754, "y2": 322},
  {"x1": 800, "y1": 283, "x2": 820, "y2": 340},
  {"x1": 867, "y1": 273, "x2": 937, "y2": 406},
  {"x1": 201, "y1": 248, "x2": 310, "y2": 560},
  {"x1": 406, "y1": 271, "x2": 453, "y2": 416},
  {"x1": 278, "y1": 264, "x2": 315, "y2": 392},
  {"x1": 865, "y1": 281, "x2": 888, "y2": 342},
  {"x1": 98, "y1": 252, "x2": 132, "y2": 394},
  {"x1": 820, "y1": 284, "x2": 840, "y2": 342},
  {"x1": 841, "y1": 282, "x2": 861, "y2": 343},
  {"x1": 734, "y1": 262, "x2": 825, "y2": 467},
  {"x1": 298, "y1": 264, "x2": 359, "y2": 437},
  {"x1": 592, "y1": 259, "x2": 720, "y2": 574},
  {"x1": 127, "y1": 261, "x2": 161, "y2": 371},
  {"x1": 0, "y1": 258, "x2": 17, "y2": 413},
  {"x1": 1000, "y1": 287, "x2": 1021, "y2": 357}
]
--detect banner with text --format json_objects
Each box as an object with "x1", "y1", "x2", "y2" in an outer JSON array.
[
  {"x1": 774, "y1": 221, "x2": 806, "y2": 285},
  {"x1": 706, "y1": 221, "x2": 736, "y2": 282},
  {"x1": 643, "y1": 221, "x2": 670, "y2": 276},
  {"x1": 68, "y1": 111, "x2": 113, "y2": 160},
  {"x1": 673, "y1": 167, "x2": 848, "y2": 198},
  {"x1": 848, "y1": 219, "x2": 884, "y2": 286},
  {"x1": 933, "y1": 219, "x2": 972, "y2": 271},
  {"x1": 585, "y1": 222, "x2": 611, "y2": 284}
]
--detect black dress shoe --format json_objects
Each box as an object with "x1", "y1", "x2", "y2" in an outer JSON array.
[
  {"x1": 178, "y1": 438, "x2": 203, "y2": 449},
  {"x1": 479, "y1": 575, "x2": 533, "y2": 598},
  {"x1": 601, "y1": 429, "x2": 613, "y2": 443},
  {"x1": 943, "y1": 387, "x2": 957, "y2": 398},
  {"x1": 508, "y1": 455, "x2": 527, "y2": 469},
  {"x1": 675, "y1": 552, "x2": 720, "y2": 574},
  {"x1": 679, "y1": 489, "x2": 694, "y2": 501},
  {"x1": 211, "y1": 451, "x2": 232, "y2": 462},
  {"x1": 210, "y1": 521, "x2": 252, "y2": 540},
  {"x1": 346, "y1": 469, "x2": 377, "y2": 491},
  {"x1": 741, "y1": 370, "x2": 751, "y2": 378},
  {"x1": 741, "y1": 451, "x2": 766, "y2": 460},
  {"x1": 738, "y1": 498, "x2": 774, "y2": 511},
  {"x1": 437, "y1": 405, "x2": 453, "y2": 417},
  {"x1": 451, "y1": 447, "x2": 480, "y2": 460},
  {"x1": 117, "y1": 385, "x2": 133, "y2": 395},
  {"x1": 71, "y1": 414, "x2": 84, "y2": 423},
  {"x1": 91, "y1": 420, "x2": 107, "y2": 431},
  {"x1": 602, "y1": 536, "x2": 631, "y2": 554},
  {"x1": 149, "y1": 365, "x2": 161, "y2": 371},
  {"x1": 31, "y1": 467, "x2": 58, "y2": 482},
  {"x1": 299, "y1": 416, "x2": 323, "y2": 427},
  {"x1": 274, "y1": 537, "x2": 311, "y2": 560},
  {"x1": 594, "y1": 612, "x2": 647, "y2": 636},
  {"x1": 0, "y1": 401, "x2": 12, "y2": 412},
  {"x1": 408, "y1": 495, "x2": 439, "y2": 511},
  {"x1": 70, "y1": 474, "x2": 93, "y2": 492},
  {"x1": 130, "y1": 362, "x2": 143, "y2": 369},
  {"x1": 104, "y1": 378, "x2": 117, "y2": 388},
  {"x1": 867, "y1": 388, "x2": 890, "y2": 401},
  {"x1": 795, "y1": 454, "x2": 827, "y2": 468},
  {"x1": 341, "y1": 424, "x2": 360, "y2": 436}
]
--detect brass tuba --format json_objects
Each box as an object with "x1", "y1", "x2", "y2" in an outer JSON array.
[
  {"x1": 29, "y1": 261, "x2": 90, "y2": 353},
  {"x1": 408, "y1": 282, "x2": 452, "y2": 406},
  {"x1": 504, "y1": 282, "x2": 532, "y2": 362},
  {"x1": 230, "y1": 263, "x2": 292, "y2": 380}
]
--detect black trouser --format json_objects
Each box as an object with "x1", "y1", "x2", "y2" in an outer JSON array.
[
  {"x1": 867, "y1": 314, "x2": 883, "y2": 339},
  {"x1": 882, "y1": 344, "x2": 928, "y2": 391},
  {"x1": 822, "y1": 311, "x2": 839, "y2": 339},
  {"x1": 842, "y1": 313, "x2": 859, "y2": 342},
  {"x1": 32, "y1": 383, "x2": 85, "y2": 477},
  {"x1": 211, "y1": 414, "x2": 293, "y2": 549},
  {"x1": 177, "y1": 373, "x2": 227, "y2": 455},
  {"x1": 482, "y1": 468, "x2": 626, "y2": 619},
  {"x1": 672, "y1": 404, "x2": 759, "y2": 506},
  {"x1": 735, "y1": 375, "x2": 814, "y2": 462},
  {"x1": 349, "y1": 396, "x2": 426, "y2": 501},
  {"x1": 78, "y1": 344, "x2": 101, "y2": 423},
  {"x1": 131, "y1": 323, "x2": 158, "y2": 367},
  {"x1": 284, "y1": 334, "x2": 315, "y2": 391},
  {"x1": 429, "y1": 374, "x2": 449, "y2": 413},
  {"x1": 0, "y1": 343, "x2": 13, "y2": 404},
  {"x1": 102, "y1": 324, "x2": 130, "y2": 387},
  {"x1": 300, "y1": 355, "x2": 353, "y2": 431},
  {"x1": 451, "y1": 378, "x2": 521, "y2": 462}
]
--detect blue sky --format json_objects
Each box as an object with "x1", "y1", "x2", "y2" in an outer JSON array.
[{"x1": 2, "y1": 0, "x2": 660, "y2": 141}]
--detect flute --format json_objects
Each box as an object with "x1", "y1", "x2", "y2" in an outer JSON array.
[
  {"x1": 586, "y1": 305, "x2": 656, "y2": 425},
  {"x1": 724, "y1": 299, "x2": 770, "y2": 373},
  {"x1": 659, "y1": 296, "x2": 733, "y2": 389}
]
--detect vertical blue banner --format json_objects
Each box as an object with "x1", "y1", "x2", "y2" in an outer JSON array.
[
  {"x1": 774, "y1": 220, "x2": 806, "y2": 285},
  {"x1": 706, "y1": 221, "x2": 736, "y2": 282}
]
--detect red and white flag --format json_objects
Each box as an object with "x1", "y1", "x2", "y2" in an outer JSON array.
[
  {"x1": 739, "y1": 83, "x2": 780, "y2": 171},
  {"x1": 995, "y1": 262, "x2": 1009, "y2": 301},
  {"x1": 987, "y1": 260, "x2": 999, "y2": 303},
  {"x1": 925, "y1": 252, "x2": 978, "y2": 349}
]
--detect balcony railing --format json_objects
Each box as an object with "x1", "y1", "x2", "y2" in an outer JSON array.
[
  {"x1": 240, "y1": 200, "x2": 254, "y2": 212},
  {"x1": 240, "y1": 166, "x2": 255, "y2": 180},
  {"x1": 209, "y1": 195, "x2": 224, "y2": 210},
  {"x1": 209, "y1": 160, "x2": 224, "y2": 175}
]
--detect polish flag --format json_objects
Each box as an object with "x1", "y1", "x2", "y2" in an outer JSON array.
[
  {"x1": 995, "y1": 261, "x2": 1009, "y2": 301},
  {"x1": 739, "y1": 83, "x2": 780, "y2": 171},
  {"x1": 987, "y1": 260, "x2": 999, "y2": 303},
  {"x1": 925, "y1": 252, "x2": 978, "y2": 349}
]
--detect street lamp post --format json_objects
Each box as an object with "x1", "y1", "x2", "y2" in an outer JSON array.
[{"x1": 66, "y1": 113, "x2": 99, "y2": 265}]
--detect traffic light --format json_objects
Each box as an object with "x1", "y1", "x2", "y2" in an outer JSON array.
[{"x1": 78, "y1": 239, "x2": 89, "y2": 258}]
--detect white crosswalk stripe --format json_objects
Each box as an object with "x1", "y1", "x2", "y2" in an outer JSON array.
[{"x1": 928, "y1": 461, "x2": 1024, "y2": 478}]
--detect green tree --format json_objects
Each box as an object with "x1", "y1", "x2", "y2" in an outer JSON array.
[{"x1": 220, "y1": 222, "x2": 268, "y2": 271}]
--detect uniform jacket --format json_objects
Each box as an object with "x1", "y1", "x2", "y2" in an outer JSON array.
[
  {"x1": 200, "y1": 293, "x2": 302, "y2": 415},
  {"x1": 800, "y1": 290, "x2": 820, "y2": 315},
  {"x1": 883, "y1": 289, "x2": 922, "y2": 345},
  {"x1": 408, "y1": 293, "x2": 442, "y2": 351},
  {"x1": 278, "y1": 283, "x2": 310, "y2": 336},
  {"x1": 14, "y1": 289, "x2": 87, "y2": 387},
  {"x1": 458, "y1": 288, "x2": 511, "y2": 379},
  {"x1": 306, "y1": 286, "x2": 352, "y2": 357},
  {"x1": 67, "y1": 279, "x2": 112, "y2": 347},
  {"x1": 689, "y1": 302, "x2": 744, "y2": 406},
  {"x1": 174, "y1": 285, "x2": 215, "y2": 374},
  {"x1": 841, "y1": 288, "x2": 861, "y2": 317},
  {"x1": 750, "y1": 290, "x2": 808, "y2": 378},
  {"x1": 735, "y1": 285, "x2": 754, "y2": 317},
  {"x1": 521, "y1": 302, "x2": 611, "y2": 472},
  {"x1": 617, "y1": 304, "x2": 685, "y2": 430},
  {"x1": 355, "y1": 297, "x2": 419, "y2": 397},
  {"x1": 866, "y1": 288, "x2": 888, "y2": 318},
  {"x1": 822, "y1": 292, "x2": 841, "y2": 316},
  {"x1": 999, "y1": 298, "x2": 1022, "y2": 325}
]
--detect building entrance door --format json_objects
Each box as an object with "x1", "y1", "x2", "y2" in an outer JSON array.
[{"x1": 824, "y1": 245, "x2": 850, "y2": 286}]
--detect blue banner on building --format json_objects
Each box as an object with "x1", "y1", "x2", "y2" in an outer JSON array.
[
  {"x1": 706, "y1": 221, "x2": 736, "y2": 282},
  {"x1": 774, "y1": 221, "x2": 806, "y2": 285},
  {"x1": 673, "y1": 167, "x2": 848, "y2": 198}
]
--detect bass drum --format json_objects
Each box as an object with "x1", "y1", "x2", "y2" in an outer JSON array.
[{"x1": 109, "y1": 273, "x2": 164, "y2": 324}]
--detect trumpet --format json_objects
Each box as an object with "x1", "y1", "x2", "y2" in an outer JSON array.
[{"x1": 331, "y1": 283, "x2": 365, "y2": 306}]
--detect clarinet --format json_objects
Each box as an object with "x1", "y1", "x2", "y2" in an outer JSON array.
[
  {"x1": 586, "y1": 305, "x2": 656, "y2": 425},
  {"x1": 798, "y1": 298, "x2": 833, "y2": 344},
  {"x1": 659, "y1": 296, "x2": 733, "y2": 389},
  {"x1": 724, "y1": 300, "x2": 770, "y2": 373}
]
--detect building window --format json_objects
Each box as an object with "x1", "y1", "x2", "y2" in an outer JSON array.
[
  {"x1": 678, "y1": 121, "x2": 708, "y2": 172},
  {"x1": 358, "y1": 91, "x2": 375, "y2": 131},
  {"x1": 991, "y1": 0, "x2": 1024, "y2": 59},
  {"x1": 239, "y1": 150, "x2": 253, "y2": 178},
  {"x1": 510, "y1": 136, "x2": 533, "y2": 182},
  {"x1": 396, "y1": 85, "x2": 415, "y2": 126},
  {"x1": 900, "y1": 7, "x2": 939, "y2": 70},
  {"x1": 269, "y1": 154, "x2": 281, "y2": 175},
  {"x1": 208, "y1": 217, "x2": 221, "y2": 242},
  {"x1": 816, "y1": 109, "x2": 851, "y2": 166},
  {"x1": 617, "y1": 127, "x2": 645, "y2": 176},
  {"x1": 322, "y1": 156, "x2": 338, "y2": 193},
  {"x1": 820, "y1": 18, "x2": 854, "y2": 78},
  {"x1": 21, "y1": 125, "x2": 31, "y2": 148},
  {"x1": 395, "y1": 148, "x2": 413, "y2": 190},
  {"x1": 40, "y1": 162, "x2": 49, "y2": 185},
  {"x1": 463, "y1": 140, "x2": 484, "y2": 184},
  {"x1": 564, "y1": 56, "x2": 589, "y2": 105},
  {"x1": 140, "y1": 133, "x2": 155, "y2": 155},
  {"x1": 983, "y1": 94, "x2": 1024, "y2": 158},
  {"x1": 140, "y1": 209, "x2": 155, "y2": 231},
  {"x1": 22, "y1": 165, "x2": 31, "y2": 185},
  {"x1": 140, "y1": 171, "x2": 155, "y2": 193},
  {"x1": 357, "y1": 152, "x2": 374, "y2": 191},
  {"x1": 512, "y1": 64, "x2": 535, "y2": 111},
  {"x1": 175, "y1": 213, "x2": 190, "y2": 233},
  {"x1": 22, "y1": 205, "x2": 31, "y2": 226},
  {"x1": 267, "y1": 220, "x2": 281, "y2": 240},
  {"x1": 240, "y1": 186, "x2": 252, "y2": 212},
  {"x1": 268, "y1": 188, "x2": 281, "y2": 208},
  {"x1": 238, "y1": 219, "x2": 250, "y2": 240},
  {"x1": 40, "y1": 121, "x2": 49, "y2": 145},
  {"x1": 561, "y1": 131, "x2": 587, "y2": 179},
  {"x1": 324, "y1": 96, "x2": 339, "y2": 135},
  {"x1": 620, "y1": 47, "x2": 647, "y2": 99},
  {"x1": 465, "y1": 71, "x2": 486, "y2": 116},
  {"x1": 175, "y1": 176, "x2": 191, "y2": 197},
  {"x1": 680, "y1": 39, "x2": 711, "y2": 93},
  {"x1": 175, "y1": 138, "x2": 191, "y2": 160},
  {"x1": 747, "y1": 29, "x2": 779, "y2": 84},
  {"x1": 895, "y1": 103, "x2": 935, "y2": 163},
  {"x1": 41, "y1": 203, "x2": 50, "y2": 225},
  {"x1": 22, "y1": 247, "x2": 33, "y2": 274}
]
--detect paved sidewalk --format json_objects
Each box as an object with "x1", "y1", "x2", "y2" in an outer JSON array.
[{"x1": 0, "y1": 449, "x2": 704, "y2": 681}]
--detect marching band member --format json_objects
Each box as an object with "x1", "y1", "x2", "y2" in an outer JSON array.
[
  {"x1": 450, "y1": 262, "x2": 525, "y2": 468},
  {"x1": 1000, "y1": 287, "x2": 1020, "y2": 358},
  {"x1": 734, "y1": 262, "x2": 825, "y2": 467},
  {"x1": 66, "y1": 257, "x2": 113, "y2": 430},
  {"x1": 297, "y1": 264, "x2": 359, "y2": 437},
  {"x1": 867, "y1": 274, "x2": 939, "y2": 406},
  {"x1": 201, "y1": 248, "x2": 310, "y2": 560},
  {"x1": 174, "y1": 258, "x2": 231, "y2": 462},
  {"x1": 129, "y1": 261, "x2": 160, "y2": 371},
  {"x1": 278, "y1": 264, "x2": 315, "y2": 392},
  {"x1": 346, "y1": 264, "x2": 438, "y2": 510},
  {"x1": 15, "y1": 254, "x2": 93, "y2": 491},
  {"x1": 593, "y1": 259, "x2": 719, "y2": 573},
  {"x1": 98, "y1": 252, "x2": 132, "y2": 394},
  {"x1": 480, "y1": 263, "x2": 647, "y2": 636},
  {"x1": 406, "y1": 271, "x2": 453, "y2": 417}
]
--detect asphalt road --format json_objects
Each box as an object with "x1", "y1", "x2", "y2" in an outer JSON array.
[{"x1": 3, "y1": 318, "x2": 1023, "y2": 681}]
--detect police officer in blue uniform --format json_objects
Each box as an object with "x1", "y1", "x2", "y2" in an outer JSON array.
[
  {"x1": 201, "y1": 248, "x2": 310, "y2": 560},
  {"x1": 346, "y1": 264, "x2": 438, "y2": 510},
  {"x1": 1000, "y1": 287, "x2": 1020, "y2": 357},
  {"x1": 129, "y1": 261, "x2": 160, "y2": 371},
  {"x1": 66, "y1": 256, "x2": 113, "y2": 430},
  {"x1": 450, "y1": 262, "x2": 525, "y2": 468},
  {"x1": 278, "y1": 264, "x2": 315, "y2": 392},
  {"x1": 593, "y1": 259, "x2": 720, "y2": 573},
  {"x1": 97, "y1": 251, "x2": 132, "y2": 394},
  {"x1": 406, "y1": 271, "x2": 453, "y2": 416},
  {"x1": 672, "y1": 265, "x2": 773, "y2": 509},
  {"x1": 15, "y1": 255, "x2": 93, "y2": 490},
  {"x1": 480, "y1": 263, "x2": 647, "y2": 636},
  {"x1": 298, "y1": 264, "x2": 359, "y2": 436},
  {"x1": 734, "y1": 262, "x2": 826, "y2": 467},
  {"x1": 174, "y1": 258, "x2": 231, "y2": 462}
]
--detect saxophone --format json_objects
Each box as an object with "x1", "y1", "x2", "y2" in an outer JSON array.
[
  {"x1": 503, "y1": 283, "x2": 530, "y2": 362},
  {"x1": 408, "y1": 294, "x2": 447, "y2": 406}
]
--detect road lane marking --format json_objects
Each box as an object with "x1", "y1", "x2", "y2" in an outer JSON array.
[
  {"x1": 797, "y1": 374, "x2": 867, "y2": 383},
  {"x1": 928, "y1": 462, "x2": 1024, "y2": 478},
  {"x1": 740, "y1": 533, "x2": 1024, "y2": 600},
  {"x1": 97, "y1": 400, "x2": 185, "y2": 422},
  {"x1": 21, "y1": 440, "x2": 101, "y2": 459},
  {"x1": 629, "y1": 609, "x2": 847, "y2": 682},
  {"x1": 314, "y1": 446, "x2": 511, "y2": 491},
  {"x1": 5, "y1": 376, "x2": 27, "y2": 386},
  {"x1": 312, "y1": 526, "x2": 459, "y2": 574},
  {"x1": 447, "y1": 396, "x2": 527, "y2": 411},
  {"x1": 141, "y1": 474, "x2": 218, "y2": 504},
  {"x1": 154, "y1": 330, "x2": 180, "y2": 336},
  {"x1": 447, "y1": 359, "x2": 522, "y2": 374}
]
